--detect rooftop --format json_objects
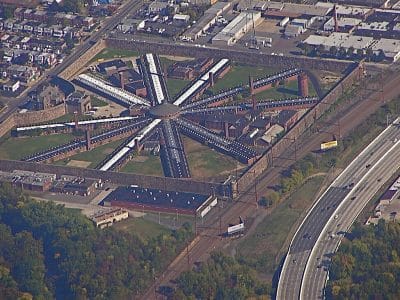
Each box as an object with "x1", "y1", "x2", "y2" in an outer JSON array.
[{"x1": 103, "y1": 186, "x2": 210, "y2": 211}]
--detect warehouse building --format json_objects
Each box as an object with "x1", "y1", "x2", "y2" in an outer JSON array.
[
  {"x1": 181, "y1": 2, "x2": 231, "y2": 41},
  {"x1": 90, "y1": 207, "x2": 129, "y2": 229},
  {"x1": 212, "y1": 11, "x2": 262, "y2": 46},
  {"x1": 102, "y1": 186, "x2": 218, "y2": 217},
  {"x1": 371, "y1": 38, "x2": 400, "y2": 61}
]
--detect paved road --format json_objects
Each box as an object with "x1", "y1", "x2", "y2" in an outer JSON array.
[
  {"x1": 277, "y1": 118, "x2": 400, "y2": 300},
  {"x1": 0, "y1": 0, "x2": 142, "y2": 123},
  {"x1": 141, "y1": 66, "x2": 400, "y2": 300}
]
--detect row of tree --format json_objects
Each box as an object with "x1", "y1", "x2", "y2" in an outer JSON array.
[
  {"x1": 0, "y1": 183, "x2": 193, "y2": 299},
  {"x1": 171, "y1": 252, "x2": 271, "y2": 299},
  {"x1": 299, "y1": 43, "x2": 386, "y2": 62},
  {"x1": 327, "y1": 220, "x2": 400, "y2": 299}
]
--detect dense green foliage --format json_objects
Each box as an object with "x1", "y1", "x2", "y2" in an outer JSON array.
[
  {"x1": 327, "y1": 221, "x2": 400, "y2": 299},
  {"x1": 172, "y1": 252, "x2": 270, "y2": 299},
  {"x1": 0, "y1": 184, "x2": 193, "y2": 299}
]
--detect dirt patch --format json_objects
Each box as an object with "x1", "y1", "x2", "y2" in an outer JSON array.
[
  {"x1": 131, "y1": 156, "x2": 149, "y2": 162},
  {"x1": 102, "y1": 148, "x2": 115, "y2": 155},
  {"x1": 67, "y1": 160, "x2": 91, "y2": 168},
  {"x1": 160, "y1": 55, "x2": 193, "y2": 61}
]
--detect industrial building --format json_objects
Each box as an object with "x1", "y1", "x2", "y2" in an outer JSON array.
[
  {"x1": 89, "y1": 207, "x2": 129, "y2": 229},
  {"x1": 102, "y1": 186, "x2": 218, "y2": 217},
  {"x1": 212, "y1": 11, "x2": 262, "y2": 46},
  {"x1": 181, "y1": 2, "x2": 231, "y2": 41},
  {"x1": 0, "y1": 170, "x2": 55, "y2": 192}
]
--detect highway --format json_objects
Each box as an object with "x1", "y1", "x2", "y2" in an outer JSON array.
[
  {"x1": 277, "y1": 118, "x2": 400, "y2": 300},
  {"x1": 0, "y1": 0, "x2": 143, "y2": 123}
]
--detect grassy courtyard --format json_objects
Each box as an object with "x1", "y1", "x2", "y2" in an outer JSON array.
[
  {"x1": 166, "y1": 78, "x2": 190, "y2": 99},
  {"x1": 121, "y1": 155, "x2": 164, "y2": 176},
  {"x1": 0, "y1": 133, "x2": 76, "y2": 160},
  {"x1": 209, "y1": 63, "x2": 279, "y2": 93},
  {"x1": 182, "y1": 136, "x2": 243, "y2": 180},
  {"x1": 91, "y1": 48, "x2": 140, "y2": 63},
  {"x1": 54, "y1": 139, "x2": 126, "y2": 168}
]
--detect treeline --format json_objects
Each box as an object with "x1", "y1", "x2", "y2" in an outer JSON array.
[
  {"x1": 327, "y1": 220, "x2": 400, "y2": 299},
  {"x1": 0, "y1": 184, "x2": 193, "y2": 299},
  {"x1": 170, "y1": 252, "x2": 271, "y2": 299}
]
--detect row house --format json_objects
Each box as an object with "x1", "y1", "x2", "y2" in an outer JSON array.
[{"x1": 6, "y1": 64, "x2": 39, "y2": 84}]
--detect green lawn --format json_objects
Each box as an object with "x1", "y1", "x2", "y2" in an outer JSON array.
[
  {"x1": 0, "y1": 133, "x2": 76, "y2": 160},
  {"x1": 54, "y1": 139, "x2": 127, "y2": 168},
  {"x1": 237, "y1": 175, "x2": 325, "y2": 276},
  {"x1": 91, "y1": 48, "x2": 140, "y2": 63},
  {"x1": 113, "y1": 217, "x2": 170, "y2": 241},
  {"x1": 121, "y1": 155, "x2": 164, "y2": 176},
  {"x1": 209, "y1": 64, "x2": 279, "y2": 93},
  {"x1": 255, "y1": 80, "x2": 317, "y2": 100},
  {"x1": 166, "y1": 78, "x2": 190, "y2": 99},
  {"x1": 183, "y1": 137, "x2": 243, "y2": 180},
  {"x1": 91, "y1": 97, "x2": 108, "y2": 107},
  {"x1": 52, "y1": 114, "x2": 94, "y2": 123}
]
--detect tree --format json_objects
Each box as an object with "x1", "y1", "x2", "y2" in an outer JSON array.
[
  {"x1": 316, "y1": 44, "x2": 325, "y2": 56},
  {"x1": 329, "y1": 46, "x2": 338, "y2": 57},
  {"x1": 347, "y1": 46, "x2": 355, "y2": 58},
  {"x1": 365, "y1": 48, "x2": 374, "y2": 62}
]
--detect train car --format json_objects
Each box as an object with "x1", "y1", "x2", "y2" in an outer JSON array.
[{"x1": 227, "y1": 216, "x2": 245, "y2": 237}]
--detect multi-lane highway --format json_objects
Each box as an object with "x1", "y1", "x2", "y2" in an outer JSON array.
[{"x1": 277, "y1": 118, "x2": 400, "y2": 300}]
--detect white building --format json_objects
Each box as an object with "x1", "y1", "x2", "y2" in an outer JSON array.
[
  {"x1": 371, "y1": 38, "x2": 400, "y2": 62},
  {"x1": 323, "y1": 17, "x2": 361, "y2": 32},
  {"x1": 212, "y1": 11, "x2": 262, "y2": 46}
]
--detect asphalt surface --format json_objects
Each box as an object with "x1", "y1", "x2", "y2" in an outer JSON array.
[
  {"x1": 0, "y1": 0, "x2": 143, "y2": 124},
  {"x1": 277, "y1": 119, "x2": 400, "y2": 300},
  {"x1": 141, "y1": 65, "x2": 400, "y2": 300}
]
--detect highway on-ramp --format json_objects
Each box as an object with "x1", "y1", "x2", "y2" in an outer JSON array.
[{"x1": 277, "y1": 118, "x2": 400, "y2": 300}]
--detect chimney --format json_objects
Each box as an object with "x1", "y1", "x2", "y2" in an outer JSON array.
[
  {"x1": 249, "y1": 75, "x2": 254, "y2": 95},
  {"x1": 74, "y1": 111, "x2": 79, "y2": 129},
  {"x1": 224, "y1": 122, "x2": 230, "y2": 138},
  {"x1": 119, "y1": 71, "x2": 125, "y2": 90},
  {"x1": 209, "y1": 72, "x2": 214, "y2": 87},
  {"x1": 86, "y1": 130, "x2": 91, "y2": 151},
  {"x1": 334, "y1": 4, "x2": 339, "y2": 32},
  {"x1": 252, "y1": 94, "x2": 257, "y2": 111},
  {"x1": 298, "y1": 73, "x2": 309, "y2": 97}
]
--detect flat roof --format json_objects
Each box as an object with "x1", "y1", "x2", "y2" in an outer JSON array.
[
  {"x1": 371, "y1": 38, "x2": 400, "y2": 56},
  {"x1": 103, "y1": 186, "x2": 211, "y2": 211}
]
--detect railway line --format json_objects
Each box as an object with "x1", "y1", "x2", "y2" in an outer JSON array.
[{"x1": 142, "y1": 66, "x2": 400, "y2": 300}]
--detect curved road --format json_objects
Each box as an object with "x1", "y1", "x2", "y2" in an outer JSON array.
[{"x1": 277, "y1": 118, "x2": 400, "y2": 300}]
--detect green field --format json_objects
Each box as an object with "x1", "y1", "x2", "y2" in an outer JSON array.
[
  {"x1": 166, "y1": 78, "x2": 190, "y2": 99},
  {"x1": 91, "y1": 48, "x2": 140, "y2": 63},
  {"x1": 54, "y1": 139, "x2": 126, "y2": 168},
  {"x1": 121, "y1": 155, "x2": 164, "y2": 176},
  {"x1": 0, "y1": 133, "x2": 76, "y2": 160},
  {"x1": 91, "y1": 97, "x2": 108, "y2": 107},
  {"x1": 183, "y1": 137, "x2": 243, "y2": 180},
  {"x1": 209, "y1": 64, "x2": 279, "y2": 93},
  {"x1": 237, "y1": 175, "x2": 325, "y2": 276},
  {"x1": 254, "y1": 80, "x2": 317, "y2": 100},
  {"x1": 113, "y1": 217, "x2": 170, "y2": 241}
]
